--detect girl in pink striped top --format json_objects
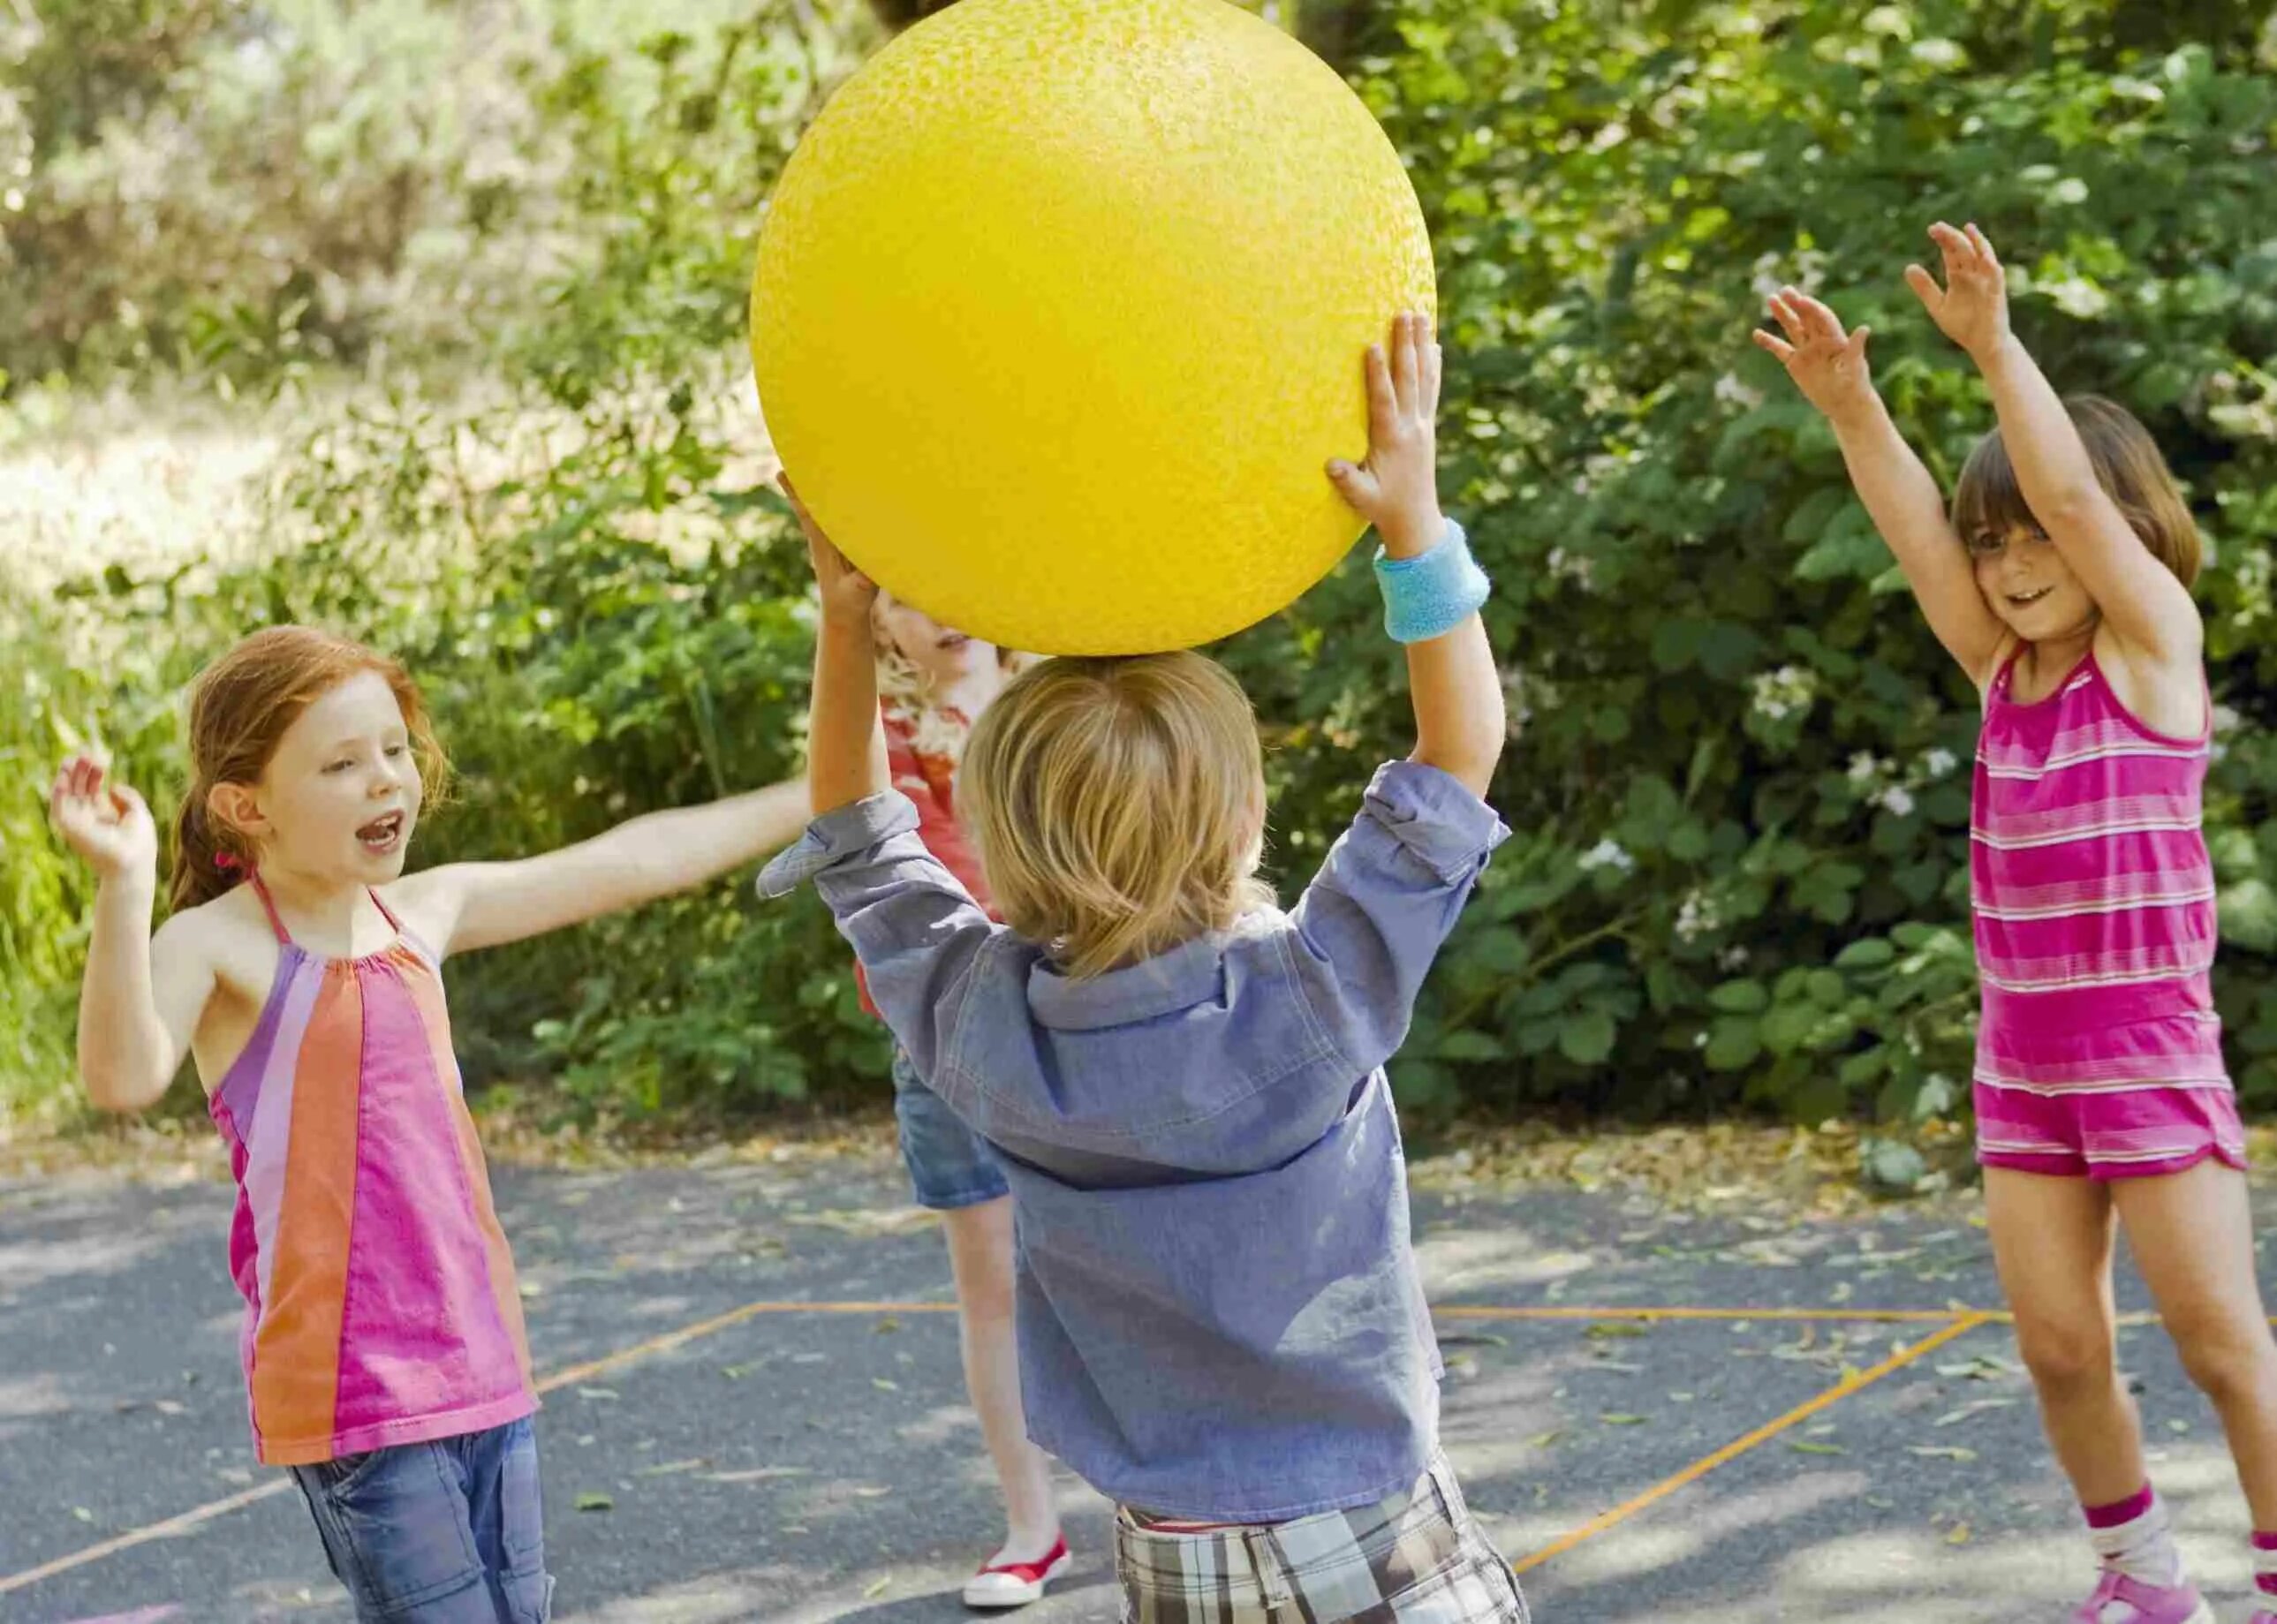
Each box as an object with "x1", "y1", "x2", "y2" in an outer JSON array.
[
  {"x1": 1759, "y1": 225, "x2": 2277, "y2": 1624},
  {"x1": 49, "y1": 626, "x2": 809, "y2": 1623}
]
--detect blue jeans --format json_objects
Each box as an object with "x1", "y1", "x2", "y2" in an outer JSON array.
[
  {"x1": 892, "y1": 1045, "x2": 1009, "y2": 1210},
  {"x1": 290, "y1": 1416, "x2": 551, "y2": 1622}
]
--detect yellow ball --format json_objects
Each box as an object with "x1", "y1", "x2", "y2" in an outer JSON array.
[{"x1": 750, "y1": 0, "x2": 1435, "y2": 655}]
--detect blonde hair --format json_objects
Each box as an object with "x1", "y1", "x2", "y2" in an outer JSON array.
[
  {"x1": 172, "y1": 626, "x2": 448, "y2": 911},
  {"x1": 1953, "y1": 395, "x2": 2201, "y2": 588},
  {"x1": 959, "y1": 653, "x2": 1274, "y2": 980},
  {"x1": 869, "y1": 597, "x2": 1028, "y2": 763}
]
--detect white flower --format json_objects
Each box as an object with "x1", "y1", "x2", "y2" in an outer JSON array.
[
  {"x1": 1579, "y1": 839, "x2": 1634, "y2": 873},
  {"x1": 1751, "y1": 664, "x2": 1815, "y2": 723},
  {"x1": 1676, "y1": 889, "x2": 1721, "y2": 942},
  {"x1": 1879, "y1": 786, "x2": 1917, "y2": 818},
  {"x1": 1847, "y1": 752, "x2": 1880, "y2": 783},
  {"x1": 1924, "y1": 747, "x2": 1957, "y2": 779},
  {"x1": 1714, "y1": 372, "x2": 1766, "y2": 411}
]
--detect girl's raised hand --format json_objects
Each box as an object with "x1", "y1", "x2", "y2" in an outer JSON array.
[
  {"x1": 1752, "y1": 287, "x2": 1876, "y2": 423},
  {"x1": 1905, "y1": 222, "x2": 2010, "y2": 361},
  {"x1": 49, "y1": 755, "x2": 158, "y2": 882},
  {"x1": 779, "y1": 473, "x2": 879, "y2": 628}
]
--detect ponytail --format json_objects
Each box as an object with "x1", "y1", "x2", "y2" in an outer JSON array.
[{"x1": 169, "y1": 795, "x2": 246, "y2": 913}]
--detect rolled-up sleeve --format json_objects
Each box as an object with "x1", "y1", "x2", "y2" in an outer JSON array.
[
  {"x1": 1284, "y1": 761, "x2": 1510, "y2": 1076},
  {"x1": 757, "y1": 791, "x2": 997, "y2": 1085}
]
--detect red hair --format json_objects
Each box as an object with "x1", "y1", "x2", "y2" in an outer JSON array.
[{"x1": 170, "y1": 627, "x2": 448, "y2": 911}]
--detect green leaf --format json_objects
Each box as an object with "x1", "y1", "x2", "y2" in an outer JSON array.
[
  {"x1": 1436, "y1": 1030, "x2": 1507, "y2": 1062},
  {"x1": 2220, "y1": 879, "x2": 2277, "y2": 954},
  {"x1": 1708, "y1": 978, "x2": 1769, "y2": 1014},
  {"x1": 1760, "y1": 1001, "x2": 1819, "y2": 1056},
  {"x1": 1834, "y1": 938, "x2": 1895, "y2": 970},
  {"x1": 1465, "y1": 926, "x2": 1531, "y2": 974},
  {"x1": 1557, "y1": 1009, "x2": 1618, "y2": 1066},
  {"x1": 1704, "y1": 1016, "x2": 1762, "y2": 1072}
]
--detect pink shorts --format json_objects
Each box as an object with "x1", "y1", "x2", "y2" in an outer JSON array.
[{"x1": 1975, "y1": 1080, "x2": 2250, "y2": 1181}]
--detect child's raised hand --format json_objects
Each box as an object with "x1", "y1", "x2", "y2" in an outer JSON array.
[
  {"x1": 1753, "y1": 288, "x2": 1876, "y2": 424},
  {"x1": 780, "y1": 473, "x2": 878, "y2": 627},
  {"x1": 1905, "y1": 222, "x2": 2010, "y2": 361},
  {"x1": 1329, "y1": 310, "x2": 1444, "y2": 559},
  {"x1": 49, "y1": 755, "x2": 158, "y2": 882}
]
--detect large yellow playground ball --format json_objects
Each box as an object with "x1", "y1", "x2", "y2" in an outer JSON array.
[{"x1": 750, "y1": 0, "x2": 1435, "y2": 655}]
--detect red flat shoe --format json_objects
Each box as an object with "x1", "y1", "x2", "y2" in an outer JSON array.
[{"x1": 962, "y1": 1535, "x2": 1071, "y2": 1610}]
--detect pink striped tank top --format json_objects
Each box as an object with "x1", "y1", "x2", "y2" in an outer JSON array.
[
  {"x1": 206, "y1": 874, "x2": 536, "y2": 1465},
  {"x1": 1971, "y1": 649, "x2": 2229, "y2": 1108}
]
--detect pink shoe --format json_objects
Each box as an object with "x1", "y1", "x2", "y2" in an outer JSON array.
[
  {"x1": 2072, "y1": 1570, "x2": 2212, "y2": 1624},
  {"x1": 962, "y1": 1535, "x2": 1070, "y2": 1610}
]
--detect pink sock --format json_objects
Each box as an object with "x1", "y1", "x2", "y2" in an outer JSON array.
[
  {"x1": 2252, "y1": 1529, "x2": 2277, "y2": 1597},
  {"x1": 2084, "y1": 1486, "x2": 2155, "y2": 1530}
]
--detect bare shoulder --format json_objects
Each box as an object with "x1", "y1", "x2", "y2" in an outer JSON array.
[
  {"x1": 161, "y1": 888, "x2": 279, "y2": 1000},
  {"x1": 377, "y1": 866, "x2": 465, "y2": 957},
  {"x1": 2094, "y1": 623, "x2": 2209, "y2": 741}
]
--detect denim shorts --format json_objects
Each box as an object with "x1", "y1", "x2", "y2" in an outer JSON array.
[
  {"x1": 892, "y1": 1044, "x2": 1010, "y2": 1211},
  {"x1": 290, "y1": 1416, "x2": 551, "y2": 1622}
]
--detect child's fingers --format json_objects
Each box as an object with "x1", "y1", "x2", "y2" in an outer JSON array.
[
  {"x1": 1326, "y1": 457, "x2": 1380, "y2": 508},
  {"x1": 1751, "y1": 329, "x2": 1796, "y2": 364},
  {"x1": 1364, "y1": 344, "x2": 1396, "y2": 443},
  {"x1": 1418, "y1": 312, "x2": 1442, "y2": 410},
  {"x1": 1766, "y1": 293, "x2": 1811, "y2": 346},
  {"x1": 110, "y1": 783, "x2": 148, "y2": 823},
  {"x1": 1849, "y1": 325, "x2": 1872, "y2": 362},
  {"x1": 1789, "y1": 291, "x2": 1843, "y2": 345},
  {"x1": 1903, "y1": 263, "x2": 1940, "y2": 308},
  {"x1": 1391, "y1": 314, "x2": 1420, "y2": 416},
  {"x1": 1931, "y1": 222, "x2": 1974, "y2": 279},
  {"x1": 1965, "y1": 222, "x2": 2001, "y2": 272}
]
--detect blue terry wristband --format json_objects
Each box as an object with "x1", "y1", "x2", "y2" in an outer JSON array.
[{"x1": 1373, "y1": 517, "x2": 1489, "y2": 644}]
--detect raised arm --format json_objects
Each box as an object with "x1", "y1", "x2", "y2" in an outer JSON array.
[
  {"x1": 1908, "y1": 222, "x2": 2200, "y2": 662},
  {"x1": 784, "y1": 476, "x2": 891, "y2": 815},
  {"x1": 1755, "y1": 287, "x2": 2006, "y2": 684},
  {"x1": 403, "y1": 777, "x2": 813, "y2": 957},
  {"x1": 50, "y1": 757, "x2": 211, "y2": 1111},
  {"x1": 1328, "y1": 311, "x2": 1504, "y2": 797}
]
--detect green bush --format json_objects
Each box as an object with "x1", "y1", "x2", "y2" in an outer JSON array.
[
  {"x1": 1252, "y1": 0, "x2": 2277, "y2": 1116},
  {"x1": 8, "y1": 0, "x2": 2276, "y2": 1135},
  {"x1": 0, "y1": 0, "x2": 874, "y2": 391}
]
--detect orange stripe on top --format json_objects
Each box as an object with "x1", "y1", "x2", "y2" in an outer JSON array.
[
  {"x1": 249, "y1": 963, "x2": 364, "y2": 1460},
  {"x1": 402, "y1": 962, "x2": 534, "y2": 1390}
]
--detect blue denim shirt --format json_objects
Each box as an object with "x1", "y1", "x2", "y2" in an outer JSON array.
[{"x1": 760, "y1": 760, "x2": 1509, "y2": 1520}]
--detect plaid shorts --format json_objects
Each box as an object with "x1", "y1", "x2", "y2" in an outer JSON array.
[{"x1": 1116, "y1": 1454, "x2": 1529, "y2": 1624}]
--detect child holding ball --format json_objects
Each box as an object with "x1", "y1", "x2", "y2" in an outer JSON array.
[{"x1": 766, "y1": 312, "x2": 1527, "y2": 1622}]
